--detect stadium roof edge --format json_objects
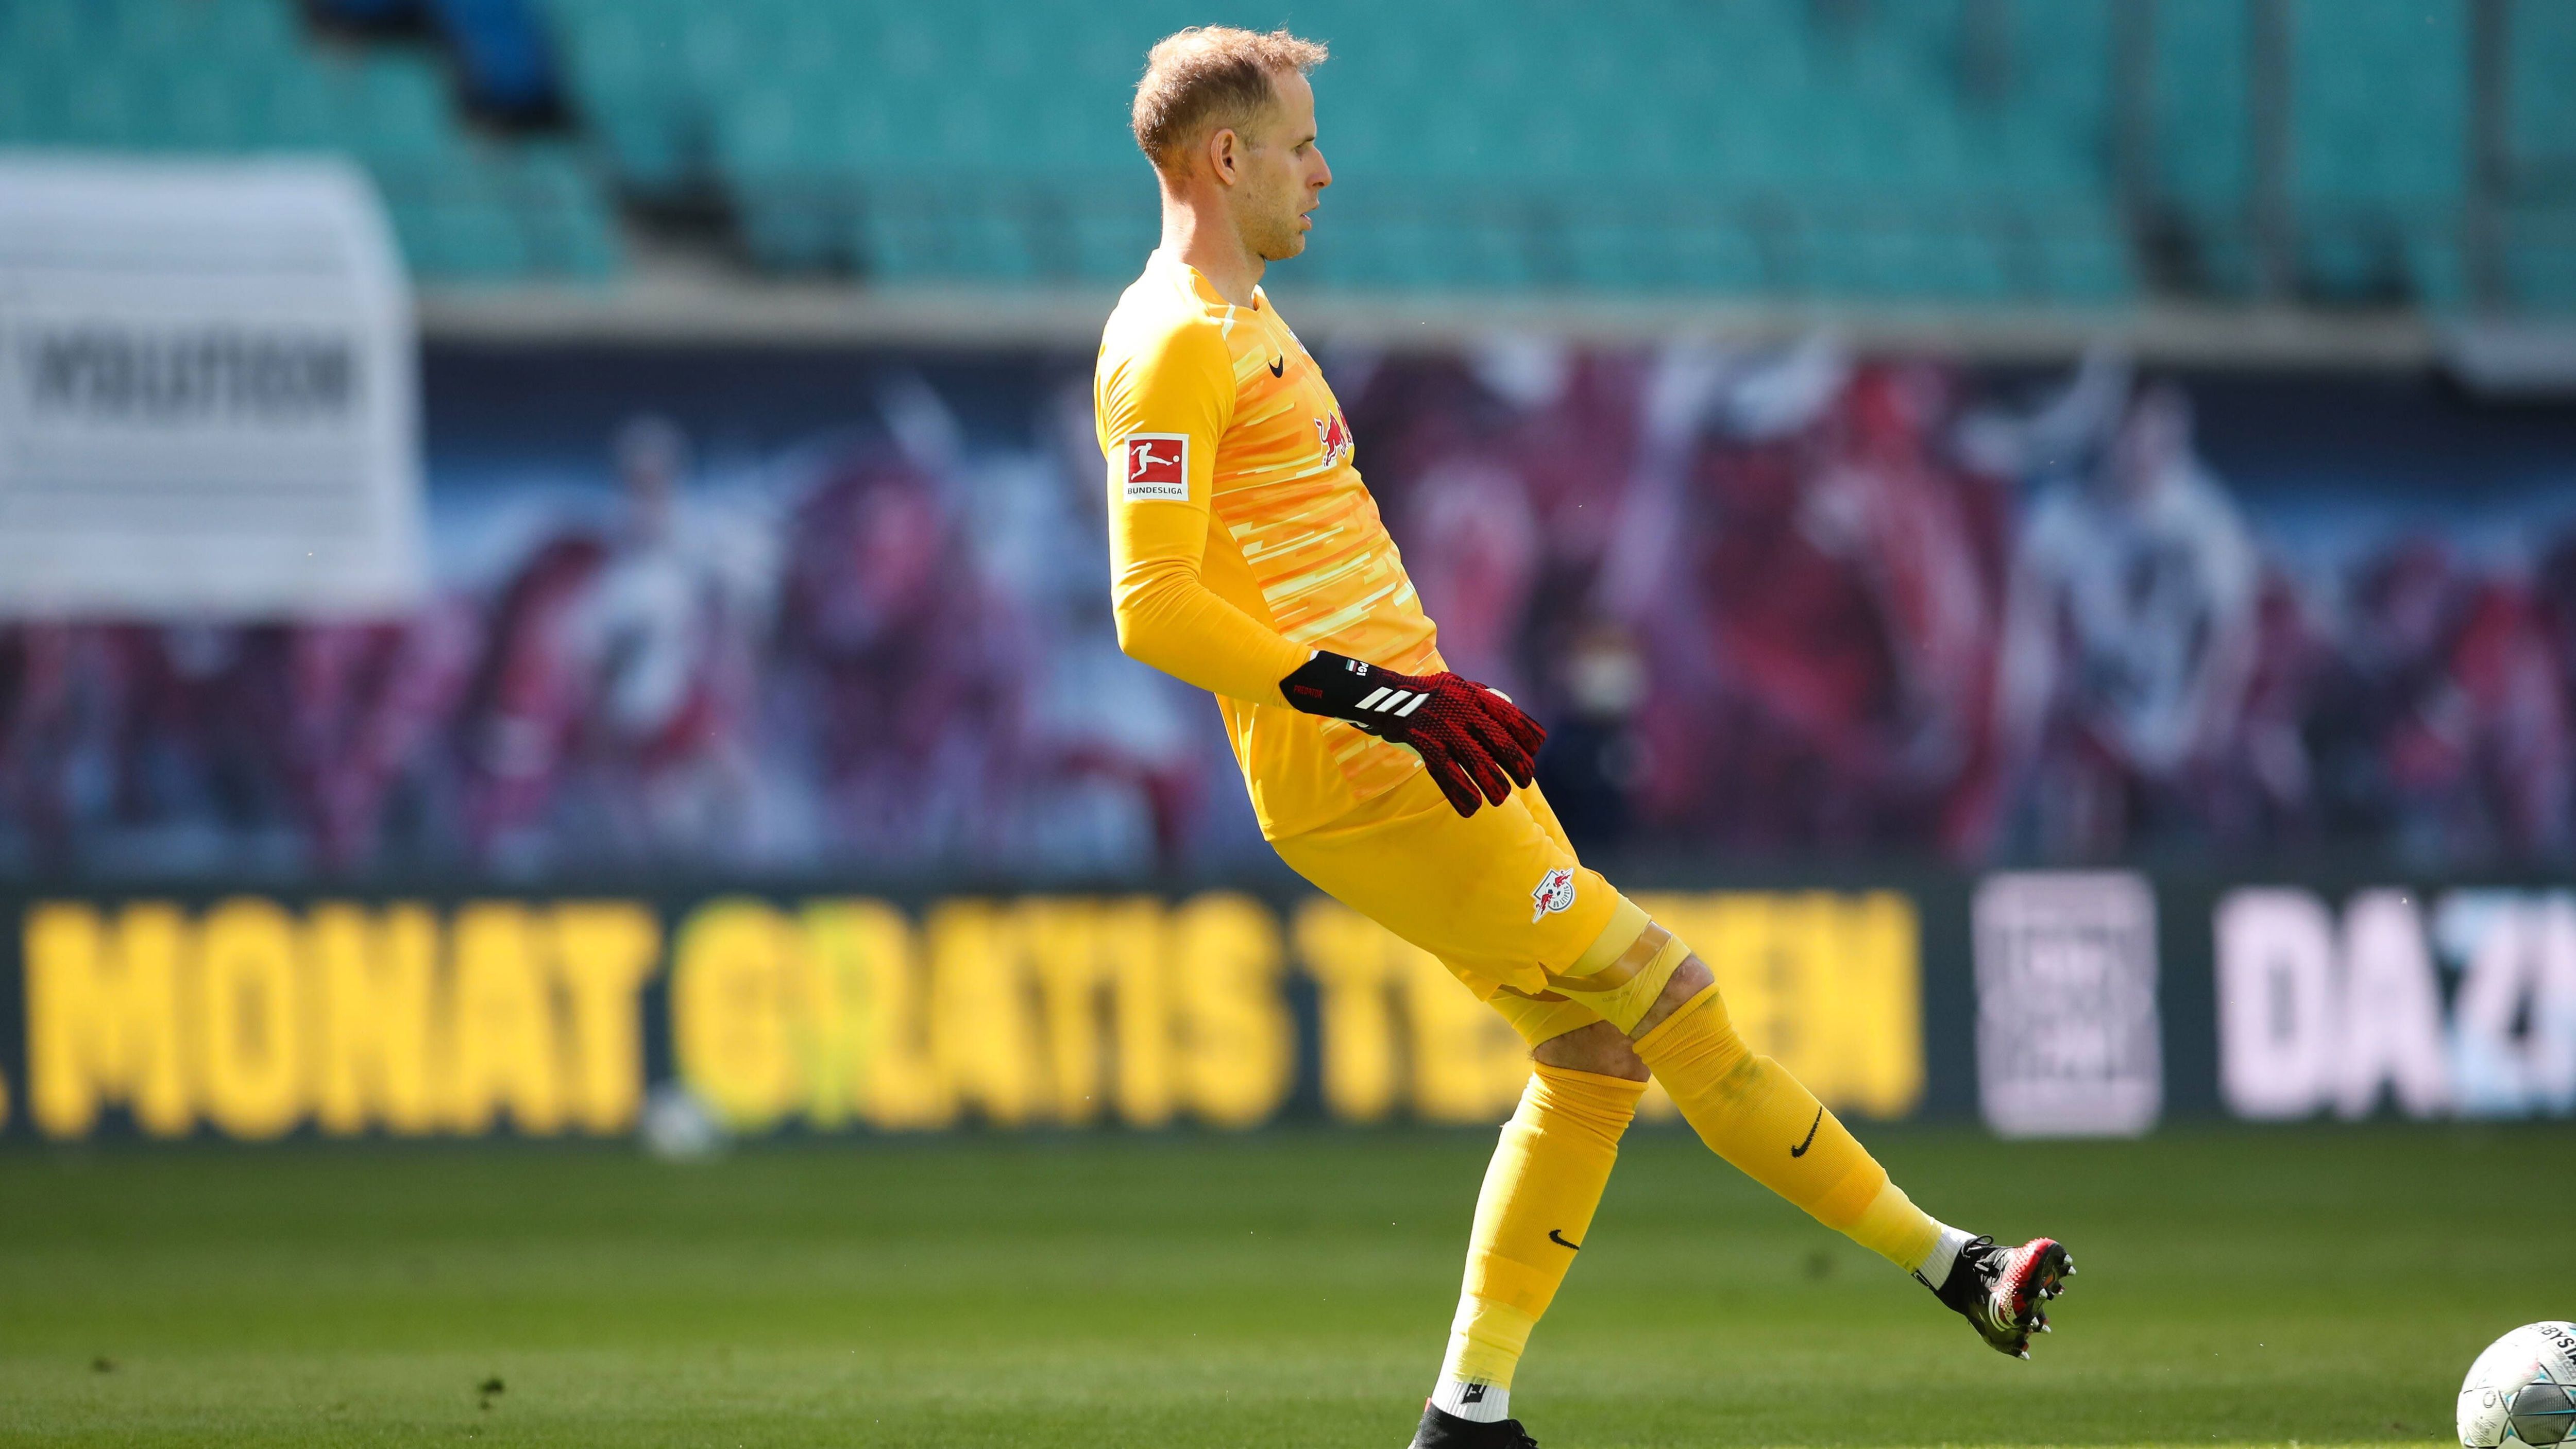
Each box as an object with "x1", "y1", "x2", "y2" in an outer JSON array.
[{"x1": 414, "y1": 276, "x2": 2454, "y2": 370}]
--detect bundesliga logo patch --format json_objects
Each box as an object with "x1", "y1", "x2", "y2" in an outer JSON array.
[
  {"x1": 1122, "y1": 433, "x2": 1189, "y2": 501},
  {"x1": 1531, "y1": 866, "x2": 1575, "y2": 923}
]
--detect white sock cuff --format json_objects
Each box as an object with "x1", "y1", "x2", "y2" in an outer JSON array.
[
  {"x1": 1431, "y1": 1377, "x2": 1511, "y2": 1424},
  {"x1": 1916, "y1": 1222, "x2": 1974, "y2": 1287}
]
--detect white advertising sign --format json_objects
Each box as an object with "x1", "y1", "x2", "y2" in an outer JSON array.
[
  {"x1": 2436, "y1": 892, "x2": 2576, "y2": 1116},
  {"x1": 0, "y1": 155, "x2": 423, "y2": 617},
  {"x1": 2215, "y1": 887, "x2": 2575, "y2": 1120},
  {"x1": 1973, "y1": 872, "x2": 2163, "y2": 1138}
]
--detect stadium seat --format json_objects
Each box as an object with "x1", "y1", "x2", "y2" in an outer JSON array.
[{"x1": 427, "y1": 0, "x2": 565, "y2": 121}]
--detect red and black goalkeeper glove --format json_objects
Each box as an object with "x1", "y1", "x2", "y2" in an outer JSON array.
[{"x1": 1279, "y1": 651, "x2": 1548, "y2": 817}]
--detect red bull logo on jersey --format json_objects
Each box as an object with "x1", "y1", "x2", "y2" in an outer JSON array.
[
  {"x1": 1531, "y1": 867, "x2": 1576, "y2": 923},
  {"x1": 1313, "y1": 410, "x2": 1352, "y2": 470}
]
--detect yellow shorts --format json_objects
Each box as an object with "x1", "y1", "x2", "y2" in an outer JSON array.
[{"x1": 1270, "y1": 770, "x2": 1677, "y2": 1048}]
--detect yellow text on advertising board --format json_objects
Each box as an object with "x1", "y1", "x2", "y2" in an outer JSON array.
[{"x1": 16, "y1": 890, "x2": 1920, "y2": 1138}]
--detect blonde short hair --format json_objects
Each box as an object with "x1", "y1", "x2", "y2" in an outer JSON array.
[{"x1": 1130, "y1": 26, "x2": 1328, "y2": 174}]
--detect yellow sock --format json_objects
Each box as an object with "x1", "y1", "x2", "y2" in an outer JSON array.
[
  {"x1": 1631, "y1": 983, "x2": 1942, "y2": 1272},
  {"x1": 1432, "y1": 1063, "x2": 1644, "y2": 1422}
]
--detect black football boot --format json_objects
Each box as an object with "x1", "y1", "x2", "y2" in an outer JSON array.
[
  {"x1": 1408, "y1": 1398, "x2": 1539, "y2": 1448},
  {"x1": 1920, "y1": 1234, "x2": 2073, "y2": 1359}
]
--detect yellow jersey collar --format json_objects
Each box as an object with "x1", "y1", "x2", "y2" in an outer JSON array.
[{"x1": 1150, "y1": 248, "x2": 1266, "y2": 316}]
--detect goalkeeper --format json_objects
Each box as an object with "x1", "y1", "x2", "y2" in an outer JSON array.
[{"x1": 1095, "y1": 26, "x2": 2073, "y2": 1449}]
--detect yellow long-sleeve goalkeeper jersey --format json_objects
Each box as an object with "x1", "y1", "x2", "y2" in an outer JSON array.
[{"x1": 1095, "y1": 249, "x2": 1443, "y2": 838}]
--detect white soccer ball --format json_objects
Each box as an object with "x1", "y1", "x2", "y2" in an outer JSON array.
[{"x1": 2461, "y1": 1322, "x2": 2576, "y2": 1449}]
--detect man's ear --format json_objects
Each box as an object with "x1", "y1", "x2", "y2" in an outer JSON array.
[{"x1": 1207, "y1": 126, "x2": 1240, "y2": 187}]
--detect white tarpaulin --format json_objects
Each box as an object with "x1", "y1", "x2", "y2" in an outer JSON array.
[{"x1": 0, "y1": 154, "x2": 423, "y2": 618}]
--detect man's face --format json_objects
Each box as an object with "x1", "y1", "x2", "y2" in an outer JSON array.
[{"x1": 1227, "y1": 70, "x2": 1331, "y2": 262}]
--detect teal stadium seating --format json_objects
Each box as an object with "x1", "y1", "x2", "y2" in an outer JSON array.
[
  {"x1": 2143, "y1": 0, "x2": 2257, "y2": 293},
  {"x1": 531, "y1": 0, "x2": 2562, "y2": 309},
  {"x1": 0, "y1": 0, "x2": 621, "y2": 280},
  {"x1": 2140, "y1": 0, "x2": 2568, "y2": 311},
  {"x1": 541, "y1": 0, "x2": 2137, "y2": 302},
  {"x1": 2289, "y1": 0, "x2": 2466, "y2": 305},
  {"x1": 2505, "y1": 0, "x2": 2576, "y2": 310},
  {"x1": 4, "y1": 0, "x2": 2563, "y2": 309}
]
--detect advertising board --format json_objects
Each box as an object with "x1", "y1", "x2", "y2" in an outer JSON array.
[
  {"x1": 0, "y1": 885, "x2": 1926, "y2": 1140},
  {"x1": 0, "y1": 156, "x2": 423, "y2": 618},
  {"x1": 1973, "y1": 872, "x2": 2163, "y2": 1138},
  {"x1": 8, "y1": 871, "x2": 2569, "y2": 1143}
]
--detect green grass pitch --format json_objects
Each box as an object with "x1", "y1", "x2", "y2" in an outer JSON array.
[{"x1": 2, "y1": 1122, "x2": 2569, "y2": 1447}]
